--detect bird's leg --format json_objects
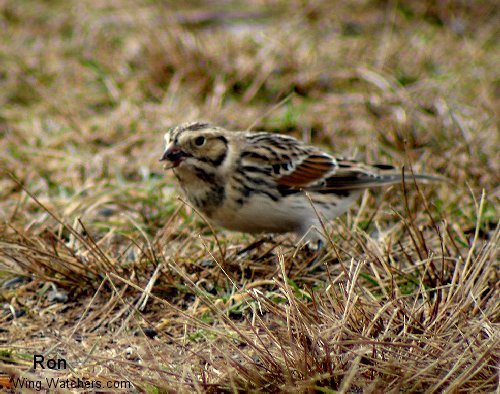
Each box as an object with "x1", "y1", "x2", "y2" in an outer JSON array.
[
  {"x1": 303, "y1": 238, "x2": 324, "y2": 253},
  {"x1": 236, "y1": 237, "x2": 268, "y2": 256},
  {"x1": 236, "y1": 235, "x2": 284, "y2": 257},
  {"x1": 302, "y1": 238, "x2": 327, "y2": 268}
]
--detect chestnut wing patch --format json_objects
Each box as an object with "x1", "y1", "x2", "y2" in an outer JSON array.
[{"x1": 277, "y1": 155, "x2": 335, "y2": 187}]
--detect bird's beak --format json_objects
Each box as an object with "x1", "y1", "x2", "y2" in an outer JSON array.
[{"x1": 160, "y1": 144, "x2": 190, "y2": 169}]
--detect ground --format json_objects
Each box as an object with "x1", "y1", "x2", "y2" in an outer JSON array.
[{"x1": 0, "y1": 0, "x2": 498, "y2": 392}]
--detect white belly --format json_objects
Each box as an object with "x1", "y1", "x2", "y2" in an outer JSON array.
[{"x1": 209, "y1": 191, "x2": 359, "y2": 236}]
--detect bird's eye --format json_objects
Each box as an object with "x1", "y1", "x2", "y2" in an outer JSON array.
[{"x1": 194, "y1": 136, "x2": 206, "y2": 146}]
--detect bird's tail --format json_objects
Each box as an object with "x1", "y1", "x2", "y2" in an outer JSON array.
[
  {"x1": 370, "y1": 167, "x2": 446, "y2": 186},
  {"x1": 320, "y1": 162, "x2": 446, "y2": 191}
]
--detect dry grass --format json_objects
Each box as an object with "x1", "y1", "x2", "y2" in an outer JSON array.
[{"x1": 0, "y1": 0, "x2": 498, "y2": 392}]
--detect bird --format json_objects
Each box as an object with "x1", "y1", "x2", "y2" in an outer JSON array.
[{"x1": 160, "y1": 121, "x2": 439, "y2": 246}]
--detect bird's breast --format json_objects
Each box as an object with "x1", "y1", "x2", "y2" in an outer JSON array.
[{"x1": 174, "y1": 165, "x2": 226, "y2": 216}]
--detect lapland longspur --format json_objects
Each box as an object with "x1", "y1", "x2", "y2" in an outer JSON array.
[{"x1": 161, "y1": 122, "x2": 438, "y2": 244}]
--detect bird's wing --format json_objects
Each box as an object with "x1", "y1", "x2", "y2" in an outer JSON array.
[
  {"x1": 240, "y1": 133, "x2": 337, "y2": 187},
  {"x1": 309, "y1": 159, "x2": 404, "y2": 191},
  {"x1": 276, "y1": 154, "x2": 336, "y2": 187},
  {"x1": 240, "y1": 133, "x2": 403, "y2": 192},
  {"x1": 277, "y1": 157, "x2": 403, "y2": 191}
]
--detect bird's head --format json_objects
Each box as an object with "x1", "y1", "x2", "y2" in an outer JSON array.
[{"x1": 161, "y1": 122, "x2": 229, "y2": 170}]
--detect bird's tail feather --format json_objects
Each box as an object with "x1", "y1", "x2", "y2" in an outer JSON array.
[
  {"x1": 373, "y1": 172, "x2": 446, "y2": 186},
  {"x1": 319, "y1": 168, "x2": 446, "y2": 191}
]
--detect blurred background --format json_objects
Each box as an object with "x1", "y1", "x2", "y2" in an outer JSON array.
[
  {"x1": 1, "y1": 0, "x2": 498, "y2": 193},
  {"x1": 0, "y1": 0, "x2": 498, "y2": 258},
  {"x1": 1, "y1": 0, "x2": 498, "y2": 250}
]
